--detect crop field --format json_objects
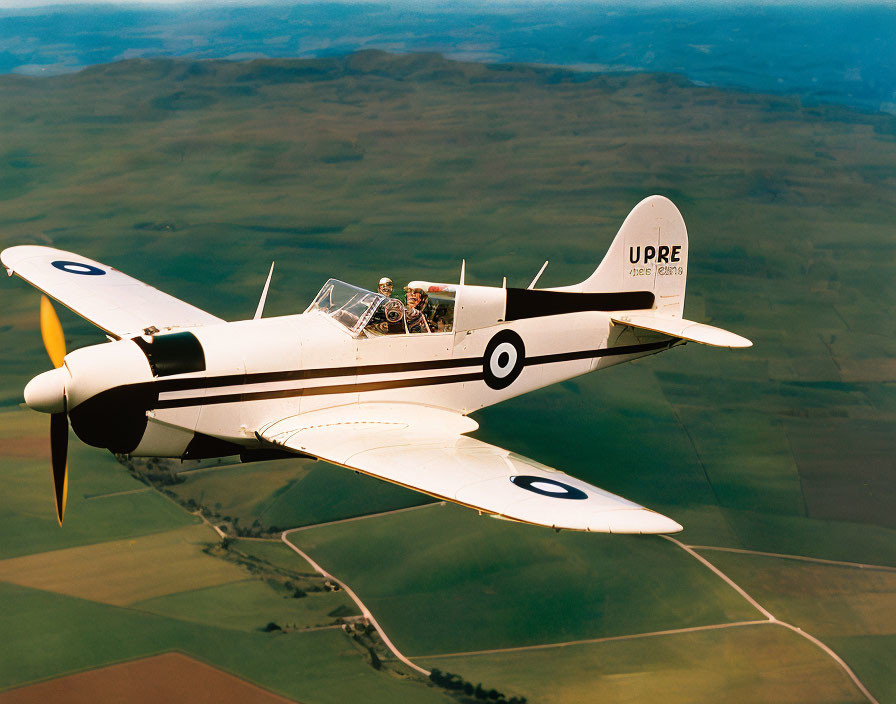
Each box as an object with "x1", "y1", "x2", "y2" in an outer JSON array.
[
  {"x1": 1, "y1": 52, "x2": 894, "y2": 701},
  {"x1": 699, "y1": 551, "x2": 896, "y2": 702},
  {"x1": 133, "y1": 579, "x2": 357, "y2": 632},
  {"x1": 418, "y1": 624, "x2": 867, "y2": 704},
  {"x1": 288, "y1": 503, "x2": 761, "y2": 655},
  {"x1": 0, "y1": 525, "x2": 246, "y2": 605},
  {"x1": 0, "y1": 582, "x2": 449, "y2": 704},
  {"x1": 0, "y1": 409, "x2": 198, "y2": 559},
  {"x1": 0, "y1": 652, "x2": 298, "y2": 704},
  {"x1": 169, "y1": 459, "x2": 432, "y2": 533}
]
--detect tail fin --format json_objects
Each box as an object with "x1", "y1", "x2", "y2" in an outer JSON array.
[{"x1": 555, "y1": 195, "x2": 688, "y2": 318}]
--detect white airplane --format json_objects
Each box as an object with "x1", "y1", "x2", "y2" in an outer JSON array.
[{"x1": 3, "y1": 196, "x2": 750, "y2": 533}]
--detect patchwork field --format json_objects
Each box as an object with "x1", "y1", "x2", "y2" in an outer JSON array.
[
  {"x1": 0, "y1": 524, "x2": 245, "y2": 605},
  {"x1": 0, "y1": 410, "x2": 198, "y2": 560},
  {"x1": 0, "y1": 652, "x2": 298, "y2": 704},
  {"x1": 699, "y1": 550, "x2": 896, "y2": 702},
  {"x1": 1, "y1": 52, "x2": 894, "y2": 701},
  {"x1": 168, "y1": 459, "x2": 433, "y2": 534},
  {"x1": 418, "y1": 624, "x2": 867, "y2": 704},
  {"x1": 287, "y1": 503, "x2": 762, "y2": 655},
  {"x1": 0, "y1": 582, "x2": 449, "y2": 704},
  {"x1": 133, "y1": 579, "x2": 354, "y2": 632}
]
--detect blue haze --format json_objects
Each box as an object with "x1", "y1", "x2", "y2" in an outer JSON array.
[{"x1": 0, "y1": 3, "x2": 893, "y2": 113}]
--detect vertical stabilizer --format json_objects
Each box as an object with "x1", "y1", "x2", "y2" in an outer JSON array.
[{"x1": 553, "y1": 195, "x2": 688, "y2": 317}]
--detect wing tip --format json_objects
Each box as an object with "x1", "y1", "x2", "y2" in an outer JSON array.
[{"x1": 599, "y1": 510, "x2": 683, "y2": 535}]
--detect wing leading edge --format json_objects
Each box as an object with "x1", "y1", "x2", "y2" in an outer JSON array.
[
  {"x1": 610, "y1": 312, "x2": 752, "y2": 348},
  {"x1": 2, "y1": 245, "x2": 223, "y2": 339},
  {"x1": 258, "y1": 403, "x2": 682, "y2": 534}
]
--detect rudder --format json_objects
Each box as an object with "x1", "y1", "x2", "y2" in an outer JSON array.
[{"x1": 555, "y1": 195, "x2": 688, "y2": 317}]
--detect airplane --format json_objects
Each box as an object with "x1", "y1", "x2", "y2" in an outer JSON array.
[{"x1": 2, "y1": 195, "x2": 750, "y2": 534}]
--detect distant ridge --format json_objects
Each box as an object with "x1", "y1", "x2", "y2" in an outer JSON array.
[
  {"x1": 1, "y1": 4, "x2": 892, "y2": 114},
  {"x1": 69, "y1": 50, "x2": 638, "y2": 87},
  {"x1": 5, "y1": 52, "x2": 893, "y2": 134}
]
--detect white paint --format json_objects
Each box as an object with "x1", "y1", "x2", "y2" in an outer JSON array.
[
  {"x1": 5, "y1": 195, "x2": 752, "y2": 534},
  {"x1": 489, "y1": 341, "x2": 518, "y2": 378},
  {"x1": 530, "y1": 481, "x2": 567, "y2": 494}
]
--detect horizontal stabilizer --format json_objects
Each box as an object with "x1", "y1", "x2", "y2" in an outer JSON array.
[{"x1": 611, "y1": 313, "x2": 752, "y2": 348}]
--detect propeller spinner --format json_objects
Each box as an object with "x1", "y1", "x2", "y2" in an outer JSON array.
[{"x1": 26, "y1": 296, "x2": 70, "y2": 525}]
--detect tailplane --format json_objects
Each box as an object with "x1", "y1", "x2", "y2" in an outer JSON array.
[{"x1": 552, "y1": 195, "x2": 750, "y2": 348}]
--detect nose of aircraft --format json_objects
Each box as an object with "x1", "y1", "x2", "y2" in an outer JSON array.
[
  {"x1": 63, "y1": 339, "x2": 157, "y2": 454},
  {"x1": 24, "y1": 366, "x2": 69, "y2": 413}
]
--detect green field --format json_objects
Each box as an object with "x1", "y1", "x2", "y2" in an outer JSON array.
[
  {"x1": 1, "y1": 52, "x2": 895, "y2": 701},
  {"x1": 289, "y1": 503, "x2": 761, "y2": 655},
  {"x1": 0, "y1": 409, "x2": 199, "y2": 559},
  {"x1": 134, "y1": 579, "x2": 358, "y2": 632},
  {"x1": 0, "y1": 524, "x2": 245, "y2": 605},
  {"x1": 0, "y1": 582, "x2": 449, "y2": 704},
  {"x1": 698, "y1": 551, "x2": 896, "y2": 702},
  {"x1": 168, "y1": 459, "x2": 433, "y2": 533},
  {"x1": 419, "y1": 624, "x2": 867, "y2": 704}
]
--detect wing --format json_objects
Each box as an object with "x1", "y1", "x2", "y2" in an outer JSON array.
[
  {"x1": 258, "y1": 403, "x2": 682, "y2": 534},
  {"x1": 2, "y1": 245, "x2": 223, "y2": 339}
]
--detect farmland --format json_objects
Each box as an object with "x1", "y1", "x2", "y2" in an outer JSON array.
[
  {"x1": 418, "y1": 624, "x2": 867, "y2": 704},
  {"x1": 287, "y1": 503, "x2": 761, "y2": 655},
  {"x1": 0, "y1": 51, "x2": 894, "y2": 702},
  {"x1": 0, "y1": 652, "x2": 299, "y2": 704}
]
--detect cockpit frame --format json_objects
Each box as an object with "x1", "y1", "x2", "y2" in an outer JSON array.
[{"x1": 306, "y1": 278, "x2": 457, "y2": 337}]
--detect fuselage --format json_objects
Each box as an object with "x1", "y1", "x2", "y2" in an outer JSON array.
[{"x1": 56, "y1": 302, "x2": 676, "y2": 462}]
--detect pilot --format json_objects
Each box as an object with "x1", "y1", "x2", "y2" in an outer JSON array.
[
  {"x1": 377, "y1": 277, "x2": 394, "y2": 297},
  {"x1": 404, "y1": 286, "x2": 432, "y2": 333}
]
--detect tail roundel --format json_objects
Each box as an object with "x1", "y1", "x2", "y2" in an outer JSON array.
[{"x1": 557, "y1": 195, "x2": 689, "y2": 318}]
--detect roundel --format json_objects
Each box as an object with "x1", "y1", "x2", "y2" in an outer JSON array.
[
  {"x1": 51, "y1": 260, "x2": 105, "y2": 276},
  {"x1": 510, "y1": 475, "x2": 588, "y2": 500},
  {"x1": 483, "y1": 330, "x2": 525, "y2": 390}
]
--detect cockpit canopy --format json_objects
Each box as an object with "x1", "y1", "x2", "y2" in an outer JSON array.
[
  {"x1": 306, "y1": 279, "x2": 455, "y2": 336},
  {"x1": 306, "y1": 280, "x2": 383, "y2": 334}
]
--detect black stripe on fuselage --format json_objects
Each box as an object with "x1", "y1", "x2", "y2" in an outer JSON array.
[
  {"x1": 505, "y1": 288, "x2": 655, "y2": 321},
  {"x1": 152, "y1": 340, "x2": 673, "y2": 409},
  {"x1": 154, "y1": 356, "x2": 480, "y2": 392},
  {"x1": 154, "y1": 371, "x2": 485, "y2": 409}
]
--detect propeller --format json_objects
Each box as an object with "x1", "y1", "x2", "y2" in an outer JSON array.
[{"x1": 39, "y1": 295, "x2": 69, "y2": 525}]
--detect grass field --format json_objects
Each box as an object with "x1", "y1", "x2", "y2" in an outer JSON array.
[
  {"x1": 0, "y1": 582, "x2": 450, "y2": 704},
  {"x1": 829, "y1": 635, "x2": 896, "y2": 704},
  {"x1": 0, "y1": 410, "x2": 199, "y2": 560},
  {"x1": 230, "y1": 538, "x2": 321, "y2": 575},
  {"x1": 418, "y1": 624, "x2": 867, "y2": 704},
  {"x1": 1, "y1": 51, "x2": 894, "y2": 700},
  {"x1": 289, "y1": 503, "x2": 761, "y2": 655},
  {"x1": 470, "y1": 377, "x2": 896, "y2": 567},
  {"x1": 168, "y1": 459, "x2": 433, "y2": 533},
  {"x1": 0, "y1": 524, "x2": 245, "y2": 605},
  {"x1": 698, "y1": 550, "x2": 896, "y2": 702},
  {"x1": 133, "y1": 578, "x2": 358, "y2": 632}
]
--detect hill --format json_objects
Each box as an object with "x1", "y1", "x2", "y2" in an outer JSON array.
[{"x1": 0, "y1": 52, "x2": 894, "y2": 703}]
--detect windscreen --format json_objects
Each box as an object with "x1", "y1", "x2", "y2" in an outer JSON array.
[{"x1": 306, "y1": 279, "x2": 385, "y2": 334}]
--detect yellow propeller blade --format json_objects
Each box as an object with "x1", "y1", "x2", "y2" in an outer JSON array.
[{"x1": 40, "y1": 295, "x2": 66, "y2": 369}]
